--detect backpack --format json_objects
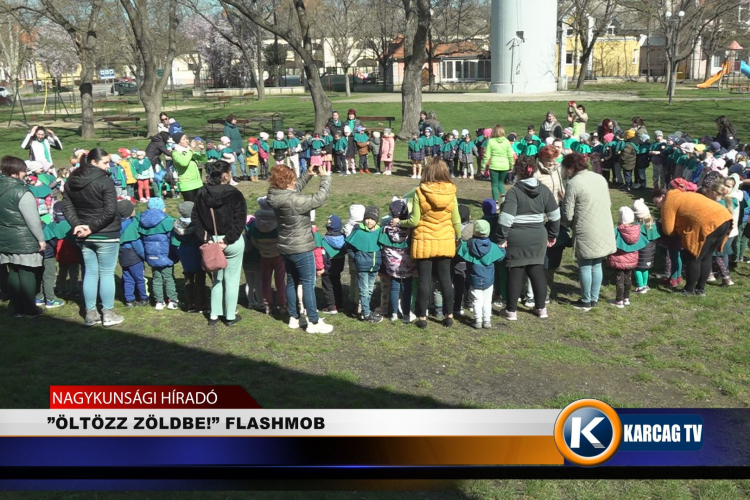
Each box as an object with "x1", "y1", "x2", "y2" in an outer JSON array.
[{"x1": 56, "y1": 237, "x2": 81, "y2": 265}]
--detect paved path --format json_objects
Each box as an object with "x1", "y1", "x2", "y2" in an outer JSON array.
[{"x1": 340, "y1": 90, "x2": 750, "y2": 103}]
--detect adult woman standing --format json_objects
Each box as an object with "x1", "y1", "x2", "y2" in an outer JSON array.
[
  {"x1": 496, "y1": 156, "x2": 560, "y2": 321},
  {"x1": 345, "y1": 108, "x2": 362, "y2": 134},
  {"x1": 157, "y1": 112, "x2": 170, "y2": 134},
  {"x1": 267, "y1": 165, "x2": 333, "y2": 334},
  {"x1": 567, "y1": 101, "x2": 588, "y2": 138},
  {"x1": 61, "y1": 148, "x2": 123, "y2": 327},
  {"x1": 561, "y1": 153, "x2": 617, "y2": 311},
  {"x1": 539, "y1": 111, "x2": 563, "y2": 142},
  {"x1": 192, "y1": 161, "x2": 247, "y2": 326},
  {"x1": 223, "y1": 114, "x2": 245, "y2": 181},
  {"x1": 394, "y1": 158, "x2": 460, "y2": 329},
  {"x1": 655, "y1": 184, "x2": 732, "y2": 296},
  {"x1": 21, "y1": 125, "x2": 62, "y2": 175},
  {"x1": 536, "y1": 145, "x2": 567, "y2": 299},
  {"x1": 171, "y1": 132, "x2": 205, "y2": 202},
  {"x1": 714, "y1": 115, "x2": 739, "y2": 150},
  {"x1": 0, "y1": 156, "x2": 45, "y2": 318},
  {"x1": 325, "y1": 110, "x2": 344, "y2": 137},
  {"x1": 483, "y1": 125, "x2": 515, "y2": 203}
]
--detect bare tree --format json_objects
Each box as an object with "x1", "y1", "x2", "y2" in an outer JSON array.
[
  {"x1": 564, "y1": 0, "x2": 618, "y2": 89},
  {"x1": 363, "y1": 0, "x2": 403, "y2": 91},
  {"x1": 399, "y1": 0, "x2": 430, "y2": 138},
  {"x1": 119, "y1": 0, "x2": 179, "y2": 137},
  {"x1": 222, "y1": 0, "x2": 333, "y2": 131},
  {"x1": 0, "y1": 8, "x2": 35, "y2": 92},
  {"x1": 624, "y1": 0, "x2": 741, "y2": 104},
  {"x1": 34, "y1": 0, "x2": 105, "y2": 138},
  {"x1": 324, "y1": 0, "x2": 367, "y2": 97}
]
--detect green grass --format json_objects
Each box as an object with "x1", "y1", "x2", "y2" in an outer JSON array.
[{"x1": 2, "y1": 93, "x2": 750, "y2": 497}]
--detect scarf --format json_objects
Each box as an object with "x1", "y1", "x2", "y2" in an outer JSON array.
[{"x1": 37, "y1": 138, "x2": 51, "y2": 162}]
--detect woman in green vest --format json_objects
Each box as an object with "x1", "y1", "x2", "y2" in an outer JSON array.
[{"x1": 0, "y1": 156, "x2": 46, "y2": 318}]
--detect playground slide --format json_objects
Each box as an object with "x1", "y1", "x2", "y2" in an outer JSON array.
[
  {"x1": 697, "y1": 62, "x2": 730, "y2": 88},
  {"x1": 741, "y1": 60, "x2": 750, "y2": 78}
]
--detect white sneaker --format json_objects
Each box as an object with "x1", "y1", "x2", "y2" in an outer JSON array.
[
  {"x1": 417, "y1": 175, "x2": 421, "y2": 179},
  {"x1": 167, "y1": 301, "x2": 178, "y2": 310},
  {"x1": 390, "y1": 313, "x2": 398, "y2": 322},
  {"x1": 535, "y1": 308, "x2": 548, "y2": 319},
  {"x1": 155, "y1": 302, "x2": 165, "y2": 311},
  {"x1": 523, "y1": 299, "x2": 535, "y2": 308},
  {"x1": 623, "y1": 298, "x2": 631, "y2": 306},
  {"x1": 409, "y1": 312, "x2": 416, "y2": 323},
  {"x1": 288, "y1": 317, "x2": 300, "y2": 329},
  {"x1": 411, "y1": 174, "x2": 417, "y2": 179},
  {"x1": 492, "y1": 300, "x2": 505, "y2": 308},
  {"x1": 307, "y1": 318, "x2": 333, "y2": 334},
  {"x1": 500, "y1": 309, "x2": 517, "y2": 321},
  {"x1": 706, "y1": 273, "x2": 716, "y2": 283},
  {"x1": 229, "y1": 180, "x2": 238, "y2": 186}
]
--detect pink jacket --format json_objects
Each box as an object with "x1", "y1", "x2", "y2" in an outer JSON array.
[
  {"x1": 381, "y1": 136, "x2": 395, "y2": 162},
  {"x1": 312, "y1": 226, "x2": 324, "y2": 271},
  {"x1": 607, "y1": 224, "x2": 641, "y2": 270}
]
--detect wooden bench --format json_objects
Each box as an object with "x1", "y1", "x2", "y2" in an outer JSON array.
[
  {"x1": 203, "y1": 90, "x2": 224, "y2": 102},
  {"x1": 238, "y1": 91, "x2": 256, "y2": 104},
  {"x1": 357, "y1": 115, "x2": 396, "y2": 132},
  {"x1": 103, "y1": 116, "x2": 141, "y2": 138},
  {"x1": 212, "y1": 95, "x2": 231, "y2": 108},
  {"x1": 206, "y1": 118, "x2": 249, "y2": 140}
]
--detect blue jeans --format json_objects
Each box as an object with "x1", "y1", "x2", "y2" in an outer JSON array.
[
  {"x1": 236, "y1": 153, "x2": 246, "y2": 176},
  {"x1": 122, "y1": 262, "x2": 147, "y2": 302},
  {"x1": 299, "y1": 158, "x2": 307, "y2": 176},
  {"x1": 283, "y1": 251, "x2": 319, "y2": 324},
  {"x1": 80, "y1": 240, "x2": 120, "y2": 311},
  {"x1": 389, "y1": 276, "x2": 413, "y2": 318},
  {"x1": 577, "y1": 258, "x2": 603, "y2": 304},
  {"x1": 357, "y1": 271, "x2": 377, "y2": 317},
  {"x1": 624, "y1": 170, "x2": 632, "y2": 188}
]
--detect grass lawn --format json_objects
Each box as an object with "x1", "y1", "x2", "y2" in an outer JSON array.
[{"x1": 2, "y1": 95, "x2": 750, "y2": 498}]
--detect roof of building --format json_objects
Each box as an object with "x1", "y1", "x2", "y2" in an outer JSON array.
[{"x1": 390, "y1": 36, "x2": 488, "y2": 61}]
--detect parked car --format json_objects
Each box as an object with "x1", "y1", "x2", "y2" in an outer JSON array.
[
  {"x1": 0, "y1": 86, "x2": 9, "y2": 98},
  {"x1": 111, "y1": 81, "x2": 138, "y2": 96}
]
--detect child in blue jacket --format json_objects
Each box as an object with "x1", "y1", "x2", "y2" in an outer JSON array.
[
  {"x1": 138, "y1": 197, "x2": 179, "y2": 310},
  {"x1": 117, "y1": 200, "x2": 148, "y2": 307},
  {"x1": 346, "y1": 206, "x2": 383, "y2": 324}
]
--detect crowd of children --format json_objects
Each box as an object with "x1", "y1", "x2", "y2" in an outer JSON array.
[{"x1": 4, "y1": 110, "x2": 749, "y2": 329}]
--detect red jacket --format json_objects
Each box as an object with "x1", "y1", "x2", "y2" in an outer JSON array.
[{"x1": 607, "y1": 224, "x2": 642, "y2": 270}]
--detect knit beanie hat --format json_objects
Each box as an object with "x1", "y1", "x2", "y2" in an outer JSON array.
[
  {"x1": 178, "y1": 201, "x2": 194, "y2": 219},
  {"x1": 563, "y1": 127, "x2": 573, "y2": 137},
  {"x1": 257, "y1": 196, "x2": 271, "y2": 211},
  {"x1": 632, "y1": 198, "x2": 650, "y2": 219},
  {"x1": 669, "y1": 178, "x2": 697, "y2": 192},
  {"x1": 171, "y1": 132, "x2": 185, "y2": 144},
  {"x1": 640, "y1": 134, "x2": 650, "y2": 143},
  {"x1": 695, "y1": 143, "x2": 706, "y2": 153},
  {"x1": 473, "y1": 219, "x2": 490, "y2": 238},
  {"x1": 383, "y1": 128, "x2": 392, "y2": 136},
  {"x1": 363, "y1": 205, "x2": 380, "y2": 223},
  {"x1": 482, "y1": 198, "x2": 497, "y2": 216},
  {"x1": 276, "y1": 131, "x2": 284, "y2": 140},
  {"x1": 52, "y1": 201, "x2": 65, "y2": 222},
  {"x1": 458, "y1": 204, "x2": 471, "y2": 224},
  {"x1": 326, "y1": 214, "x2": 343, "y2": 235},
  {"x1": 619, "y1": 206, "x2": 635, "y2": 225},
  {"x1": 372, "y1": 131, "x2": 381, "y2": 138},
  {"x1": 710, "y1": 141, "x2": 722, "y2": 153},
  {"x1": 624, "y1": 129, "x2": 636, "y2": 140},
  {"x1": 110, "y1": 154, "x2": 122, "y2": 163},
  {"x1": 147, "y1": 197, "x2": 165, "y2": 211},
  {"x1": 461, "y1": 129, "x2": 469, "y2": 137},
  {"x1": 349, "y1": 204, "x2": 365, "y2": 223},
  {"x1": 25, "y1": 161, "x2": 42, "y2": 174},
  {"x1": 117, "y1": 199, "x2": 135, "y2": 218},
  {"x1": 508, "y1": 133, "x2": 517, "y2": 142},
  {"x1": 655, "y1": 130, "x2": 664, "y2": 138},
  {"x1": 259, "y1": 132, "x2": 269, "y2": 141},
  {"x1": 220, "y1": 136, "x2": 230, "y2": 145},
  {"x1": 389, "y1": 199, "x2": 408, "y2": 219},
  {"x1": 344, "y1": 125, "x2": 352, "y2": 134},
  {"x1": 681, "y1": 142, "x2": 695, "y2": 154},
  {"x1": 579, "y1": 132, "x2": 590, "y2": 142},
  {"x1": 452, "y1": 129, "x2": 459, "y2": 138}
]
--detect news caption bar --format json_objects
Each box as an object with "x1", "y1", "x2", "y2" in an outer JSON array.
[{"x1": 0, "y1": 386, "x2": 748, "y2": 488}]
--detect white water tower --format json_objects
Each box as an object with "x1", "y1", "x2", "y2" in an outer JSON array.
[{"x1": 490, "y1": 0, "x2": 558, "y2": 94}]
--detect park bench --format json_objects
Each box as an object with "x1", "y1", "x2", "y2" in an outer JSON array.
[
  {"x1": 103, "y1": 116, "x2": 142, "y2": 138},
  {"x1": 205, "y1": 118, "x2": 249, "y2": 140},
  {"x1": 238, "y1": 91, "x2": 256, "y2": 104},
  {"x1": 203, "y1": 90, "x2": 224, "y2": 102},
  {"x1": 357, "y1": 115, "x2": 396, "y2": 133},
  {"x1": 212, "y1": 95, "x2": 231, "y2": 108}
]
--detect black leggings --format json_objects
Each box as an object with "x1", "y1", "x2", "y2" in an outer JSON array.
[
  {"x1": 181, "y1": 188, "x2": 200, "y2": 202},
  {"x1": 321, "y1": 257, "x2": 345, "y2": 309},
  {"x1": 416, "y1": 258, "x2": 454, "y2": 318},
  {"x1": 506, "y1": 264, "x2": 546, "y2": 312},
  {"x1": 682, "y1": 221, "x2": 732, "y2": 292}
]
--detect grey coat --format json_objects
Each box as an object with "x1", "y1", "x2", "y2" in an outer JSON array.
[
  {"x1": 267, "y1": 172, "x2": 331, "y2": 255},
  {"x1": 561, "y1": 170, "x2": 616, "y2": 260}
]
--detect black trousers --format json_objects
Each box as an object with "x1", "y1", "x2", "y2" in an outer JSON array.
[
  {"x1": 682, "y1": 221, "x2": 732, "y2": 292},
  {"x1": 321, "y1": 257, "x2": 345, "y2": 309},
  {"x1": 506, "y1": 264, "x2": 546, "y2": 312},
  {"x1": 614, "y1": 269, "x2": 632, "y2": 301},
  {"x1": 416, "y1": 258, "x2": 454, "y2": 318},
  {"x1": 181, "y1": 188, "x2": 199, "y2": 202},
  {"x1": 452, "y1": 263, "x2": 466, "y2": 314}
]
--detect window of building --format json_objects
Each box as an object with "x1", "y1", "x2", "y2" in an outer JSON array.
[
  {"x1": 565, "y1": 53, "x2": 573, "y2": 65},
  {"x1": 606, "y1": 25, "x2": 616, "y2": 35},
  {"x1": 632, "y1": 49, "x2": 639, "y2": 65},
  {"x1": 712, "y1": 54, "x2": 722, "y2": 68}
]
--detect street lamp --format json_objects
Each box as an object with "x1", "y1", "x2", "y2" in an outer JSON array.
[{"x1": 665, "y1": 9, "x2": 685, "y2": 104}]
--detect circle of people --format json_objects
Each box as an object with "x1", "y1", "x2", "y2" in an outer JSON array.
[{"x1": 0, "y1": 104, "x2": 746, "y2": 333}]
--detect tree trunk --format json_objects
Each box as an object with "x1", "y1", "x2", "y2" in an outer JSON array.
[
  {"x1": 304, "y1": 62, "x2": 332, "y2": 132},
  {"x1": 575, "y1": 47, "x2": 592, "y2": 89},
  {"x1": 344, "y1": 68, "x2": 351, "y2": 96},
  {"x1": 79, "y1": 54, "x2": 96, "y2": 139},
  {"x1": 667, "y1": 61, "x2": 677, "y2": 105},
  {"x1": 400, "y1": 62, "x2": 422, "y2": 139}
]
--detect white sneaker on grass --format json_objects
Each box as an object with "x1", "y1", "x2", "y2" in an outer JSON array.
[{"x1": 307, "y1": 318, "x2": 333, "y2": 334}]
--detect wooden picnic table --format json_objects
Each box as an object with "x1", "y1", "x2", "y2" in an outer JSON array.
[
  {"x1": 238, "y1": 91, "x2": 256, "y2": 104},
  {"x1": 103, "y1": 116, "x2": 141, "y2": 138},
  {"x1": 211, "y1": 95, "x2": 232, "y2": 108},
  {"x1": 358, "y1": 115, "x2": 397, "y2": 132}
]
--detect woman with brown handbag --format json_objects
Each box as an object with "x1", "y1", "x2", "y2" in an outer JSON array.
[{"x1": 191, "y1": 161, "x2": 247, "y2": 326}]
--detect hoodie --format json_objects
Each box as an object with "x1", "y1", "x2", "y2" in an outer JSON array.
[
  {"x1": 345, "y1": 204, "x2": 365, "y2": 237},
  {"x1": 456, "y1": 237, "x2": 505, "y2": 290},
  {"x1": 495, "y1": 177, "x2": 560, "y2": 248},
  {"x1": 138, "y1": 209, "x2": 176, "y2": 268},
  {"x1": 146, "y1": 134, "x2": 171, "y2": 166},
  {"x1": 119, "y1": 216, "x2": 145, "y2": 267},
  {"x1": 607, "y1": 223, "x2": 647, "y2": 270},
  {"x1": 192, "y1": 184, "x2": 247, "y2": 245},
  {"x1": 249, "y1": 204, "x2": 280, "y2": 258}
]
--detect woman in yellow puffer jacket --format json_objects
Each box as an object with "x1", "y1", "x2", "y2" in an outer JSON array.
[{"x1": 392, "y1": 158, "x2": 461, "y2": 329}]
